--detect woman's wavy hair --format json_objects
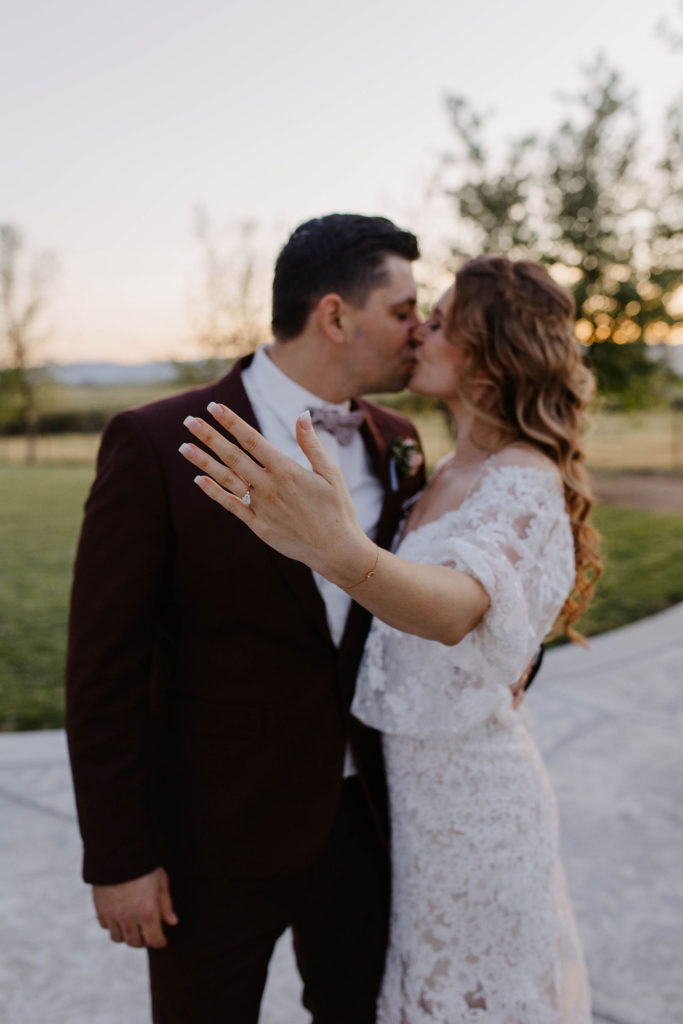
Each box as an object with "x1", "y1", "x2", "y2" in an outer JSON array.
[{"x1": 446, "y1": 255, "x2": 602, "y2": 644}]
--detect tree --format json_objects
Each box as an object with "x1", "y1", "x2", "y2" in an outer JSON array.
[
  {"x1": 0, "y1": 225, "x2": 57, "y2": 462},
  {"x1": 437, "y1": 58, "x2": 683, "y2": 408},
  {"x1": 441, "y1": 96, "x2": 539, "y2": 260},
  {"x1": 180, "y1": 208, "x2": 267, "y2": 384}
]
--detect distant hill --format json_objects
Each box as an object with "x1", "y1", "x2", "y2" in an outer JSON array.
[
  {"x1": 44, "y1": 362, "x2": 179, "y2": 387},
  {"x1": 40, "y1": 345, "x2": 683, "y2": 389}
]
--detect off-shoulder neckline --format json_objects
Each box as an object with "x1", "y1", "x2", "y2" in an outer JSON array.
[{"x1": 399, "y1": 462, "x2": 563, "y2": 545}]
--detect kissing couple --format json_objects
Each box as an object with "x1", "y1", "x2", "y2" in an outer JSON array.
[{"x1": 67, "y1": 213, "x2": 601, "y2": 1023}]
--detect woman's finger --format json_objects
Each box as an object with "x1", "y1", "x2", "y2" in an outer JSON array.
[
  {"x1": 206, "y1": 402, "x2": 288, "y2": 472},
  {"x1": 194, "y1": 474, "x2": 255, "y2": 526},
  {"x1": 183, "y1": 415, "x2": 265, "y2": 487},
  {"x1": 295, "y1": 411, "x2": 342, "y2": 483},
  {"x1": 179, "y1": 442, "x2": 251, "y2": 496}
]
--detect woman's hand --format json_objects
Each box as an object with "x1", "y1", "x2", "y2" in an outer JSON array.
[
  {"x1": 180, "y1": 402, "x2": 487, "y2": 644},
  {"x1": 179, "y1": 403, "x2": 376, "y2": 585}
]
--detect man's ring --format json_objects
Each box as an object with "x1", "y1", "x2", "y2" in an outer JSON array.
[{"x1": 240, "y1": 487, "x2": 252, "y2": 507}]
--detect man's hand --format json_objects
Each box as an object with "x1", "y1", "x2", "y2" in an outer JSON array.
[
  {"x1": 509, "y1": 660, "x2": 535, "y2": 710},
  {"x1": 93, "y1": 866, "x2": 178, "y2": 949}
]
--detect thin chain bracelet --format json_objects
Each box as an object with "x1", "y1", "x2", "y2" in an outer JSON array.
[{"x1": 346, "y1": 545, "x2": 380, "y2": 589}]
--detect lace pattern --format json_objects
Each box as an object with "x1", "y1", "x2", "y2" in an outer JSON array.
[
  {"x1": 352, "y1": 465, "x2": 575, "y2": 738},
  {"x1": 351, "y1": 464, "x2": 591, "y2": 1023}
]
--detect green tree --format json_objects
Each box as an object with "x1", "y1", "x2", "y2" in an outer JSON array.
[
  {"x1": 438, "y1": 58, "x2": 682, "y2": 408},
  {"x1": 441, "y1": 96, "x2": 539, "y2": 260}
]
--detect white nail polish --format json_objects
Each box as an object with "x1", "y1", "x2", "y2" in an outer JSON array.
[
  {"x1": 179, "y1": 443, "x2": 193, "y2": 456},
  {"x1": 183, "y1": 416, "x2": 196, "y2": 428}
]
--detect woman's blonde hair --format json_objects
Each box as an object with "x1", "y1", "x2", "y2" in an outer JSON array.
[{"x1": 447, "y1": 255, "x2": 602, "y2": 644}]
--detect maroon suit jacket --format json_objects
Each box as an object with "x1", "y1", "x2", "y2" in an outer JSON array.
[{"x1": 65, "y1": 356, "x2": 425, "y2": 885}]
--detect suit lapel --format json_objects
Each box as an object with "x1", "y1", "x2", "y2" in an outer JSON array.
[
  {"x1": 213, "y1": 357, "x2": 334, "y2": 648},
  {"x1": 338, "y1": 400, "x2": 427, "y2": 708},
  {"x1": 337, "y1": 400, "x2": 403, "y2": 689},
  {"x1": 355, "y1": 397, "x2": 404, "y2": 551}
]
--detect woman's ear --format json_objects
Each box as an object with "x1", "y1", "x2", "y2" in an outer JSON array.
[{"x1": 316, "y1": 293, "x2": 347, "y2": 345}]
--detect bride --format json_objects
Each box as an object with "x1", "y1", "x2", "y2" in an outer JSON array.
[{"x1": 180, "y1": 255, "x2": 601, "y2": 1023}]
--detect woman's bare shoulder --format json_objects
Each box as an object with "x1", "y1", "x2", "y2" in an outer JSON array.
[{"x1": 488, "y1": 444, "x2": 559, "y2": 477}]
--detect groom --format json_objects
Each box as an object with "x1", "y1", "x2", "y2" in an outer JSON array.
[{"x1": 66, "y1": 213, "x2": 427, "y2": 1023}]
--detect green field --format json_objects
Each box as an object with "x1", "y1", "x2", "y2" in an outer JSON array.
[
  {"x1": 0, "y1": 466, "x2": 92, "y2": 729},
  {"x1": 1, "y1": 461, "x2": 682, "y2": 730},
  {"x1": 2, "y1": 406, "x2": 683, "y2": 472}
]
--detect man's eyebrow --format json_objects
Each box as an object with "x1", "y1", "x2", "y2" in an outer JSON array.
[{"x1": 390, "y1": 296, "x2": 417, "y2": 308}]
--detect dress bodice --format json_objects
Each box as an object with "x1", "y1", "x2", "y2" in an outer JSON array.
[{"x1": 351, "y1": 463, "x2": 575, "y2": 738}]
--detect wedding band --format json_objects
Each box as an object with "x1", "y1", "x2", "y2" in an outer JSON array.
[{"x1": 240, "y1": 487, "x2": 252, "y2": 506}]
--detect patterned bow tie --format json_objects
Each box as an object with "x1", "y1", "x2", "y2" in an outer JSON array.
[{"x1": 309, "y1": 407, "x2": 365, "y2": 446}]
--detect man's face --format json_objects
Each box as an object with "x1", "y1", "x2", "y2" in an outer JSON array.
[
  {"x1": 344, "y1": 254, "x2": 420, "y2": 395},
  {"x1": 409, "y1": 284, "x2": 466, "y2": 399}
]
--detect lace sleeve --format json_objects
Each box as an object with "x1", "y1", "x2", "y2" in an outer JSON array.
[{"x1": 352, "y1": 465, "x2": 575, "y2": 738}]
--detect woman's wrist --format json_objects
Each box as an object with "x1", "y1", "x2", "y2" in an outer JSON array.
[{"x1": 325, "y1": 532, "x2": 380, "y2": 591}]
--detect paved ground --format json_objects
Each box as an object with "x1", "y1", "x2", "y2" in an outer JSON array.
[{"x1": 2, "y1": 603, "x2": 682, "y2": 1024}]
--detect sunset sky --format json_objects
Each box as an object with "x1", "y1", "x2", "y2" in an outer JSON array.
[{"x1": 2, "y1": 0, "x2": 681, "y2": 364}]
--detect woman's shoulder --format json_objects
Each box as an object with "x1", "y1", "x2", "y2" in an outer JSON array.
[
  {"x1": 467, "y1": 445, "x2": 564, "y2": 510},
  {"x1": 486, "y1": 444, "x2": 560, "y2": 481}
]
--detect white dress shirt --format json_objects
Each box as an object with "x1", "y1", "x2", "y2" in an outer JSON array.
[
  {"x1": 242, "y1": 344, "x2": 384, "y2": 643},
  {"x1": 242, "y1": 344, "x2": 385, "y2": 776}
]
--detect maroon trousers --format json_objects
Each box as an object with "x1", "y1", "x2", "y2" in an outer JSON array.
[{"x1": 147, "y1": 778, "x2": 389, "y2": 1023}]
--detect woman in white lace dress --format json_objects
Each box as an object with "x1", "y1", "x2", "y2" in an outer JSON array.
[{"x1": 183, "y1": 256, "x2": 601, "y2": 1023}]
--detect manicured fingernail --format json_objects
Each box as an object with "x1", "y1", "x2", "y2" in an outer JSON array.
[
  {"x1": 183, "y1": 415, "x2": 197, "y2": 428},
  {"x1": 194, "y1": 475, "x2": 208, "y2": 488},
  {"x1": 299, "y1": 409, "x2": 312, "y2": 429},
  {"x1": 179, "y1": 443, "x2": 194, "y2": 457},
  {"x1": 207, "y1": 402, "x2": 223, "y2": 415}
]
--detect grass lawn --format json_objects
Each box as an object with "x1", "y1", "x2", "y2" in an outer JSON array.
[
  {"x1": 0, "y1": 465, "x2": 92, "y2": 729},
  {"x1": 571, "y1": 504, "x2": 683, "y2": 641},
  {"x1": 1, "y1": 464, "x2": 682, "y2": 729},
  {"x1": 1, "y1": 406, "x2": 683, "y2": 471}
]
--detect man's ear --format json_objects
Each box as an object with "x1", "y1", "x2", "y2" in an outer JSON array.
[{"x1": 316, "y1": 293, "x2": 347, "y2": 345}]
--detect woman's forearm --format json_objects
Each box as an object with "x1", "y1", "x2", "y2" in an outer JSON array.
[{"x1": 326, "y1": 532, "x2": 490, "y2": 646}]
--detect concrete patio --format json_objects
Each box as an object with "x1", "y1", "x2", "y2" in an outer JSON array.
[{"x1": 1, "y1": 603, "x2": 682, "y2": 1023}]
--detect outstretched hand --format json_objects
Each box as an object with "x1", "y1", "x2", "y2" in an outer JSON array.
[{"x1": 179, "y1": 403, "x2": 375, "y2": 586}]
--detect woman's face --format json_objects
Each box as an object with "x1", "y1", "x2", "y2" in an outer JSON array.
[{"x1": 409, "y1": 285, "x2": 466, "y2": 399}]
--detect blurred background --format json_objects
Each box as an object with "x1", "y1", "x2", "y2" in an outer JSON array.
[
  {"x1": 1, "y1": 5, "x2": 683, "y2": 1023},
  {"x1": 1, "y1": 0, "x2": 682, "y2": 725}
]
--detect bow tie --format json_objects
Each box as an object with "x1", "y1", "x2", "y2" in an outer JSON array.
[{"x1": 309, "y1": 407, "x2": 365, "y2": 446}]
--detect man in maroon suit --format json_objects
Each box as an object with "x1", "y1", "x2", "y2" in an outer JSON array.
[{"x1": 66, "y1": 214, "x2": 426, "y2": 1022}]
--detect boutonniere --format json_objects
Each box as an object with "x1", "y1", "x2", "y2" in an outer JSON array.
[{"x1": 388, "y1": 436, "x2": 424, "y2": 491}]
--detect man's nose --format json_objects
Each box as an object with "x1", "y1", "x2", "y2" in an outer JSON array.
[{"x1": 409, "y1": 321, "x2": 425, "y2": 347}]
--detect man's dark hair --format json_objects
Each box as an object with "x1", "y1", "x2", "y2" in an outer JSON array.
[{"x1": 272, "y1": 213, "x2": 420, "y2": 340}]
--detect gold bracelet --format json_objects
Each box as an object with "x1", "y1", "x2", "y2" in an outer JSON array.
[{"x1": 346, "y1": 545, "x2": 380, "y2": 589}]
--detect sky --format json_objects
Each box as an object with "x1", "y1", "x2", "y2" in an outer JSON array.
[{"x1": 2, "y1": 0, "x2": 681, "y2": 364}]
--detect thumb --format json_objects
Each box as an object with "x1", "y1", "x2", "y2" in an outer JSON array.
[
  {"x1": 296, "y1": 411, "x2": 336, "y2": 479},
  {"x1": 158, "y1": 870, "x2": 178, "y2": 926}
]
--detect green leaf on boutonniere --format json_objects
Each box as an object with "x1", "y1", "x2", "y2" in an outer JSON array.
[{"x1": 388, "y1": 436, "x2": 424, "y2": 489}]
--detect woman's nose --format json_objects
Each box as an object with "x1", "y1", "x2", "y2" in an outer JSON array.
[{"x1": 411, "y1": 321, "x2": 427, "y2": 345}]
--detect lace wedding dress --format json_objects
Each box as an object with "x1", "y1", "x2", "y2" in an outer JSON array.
[{"x1": 352, "y1": 461, "x2": 592, "y2": 1023}]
